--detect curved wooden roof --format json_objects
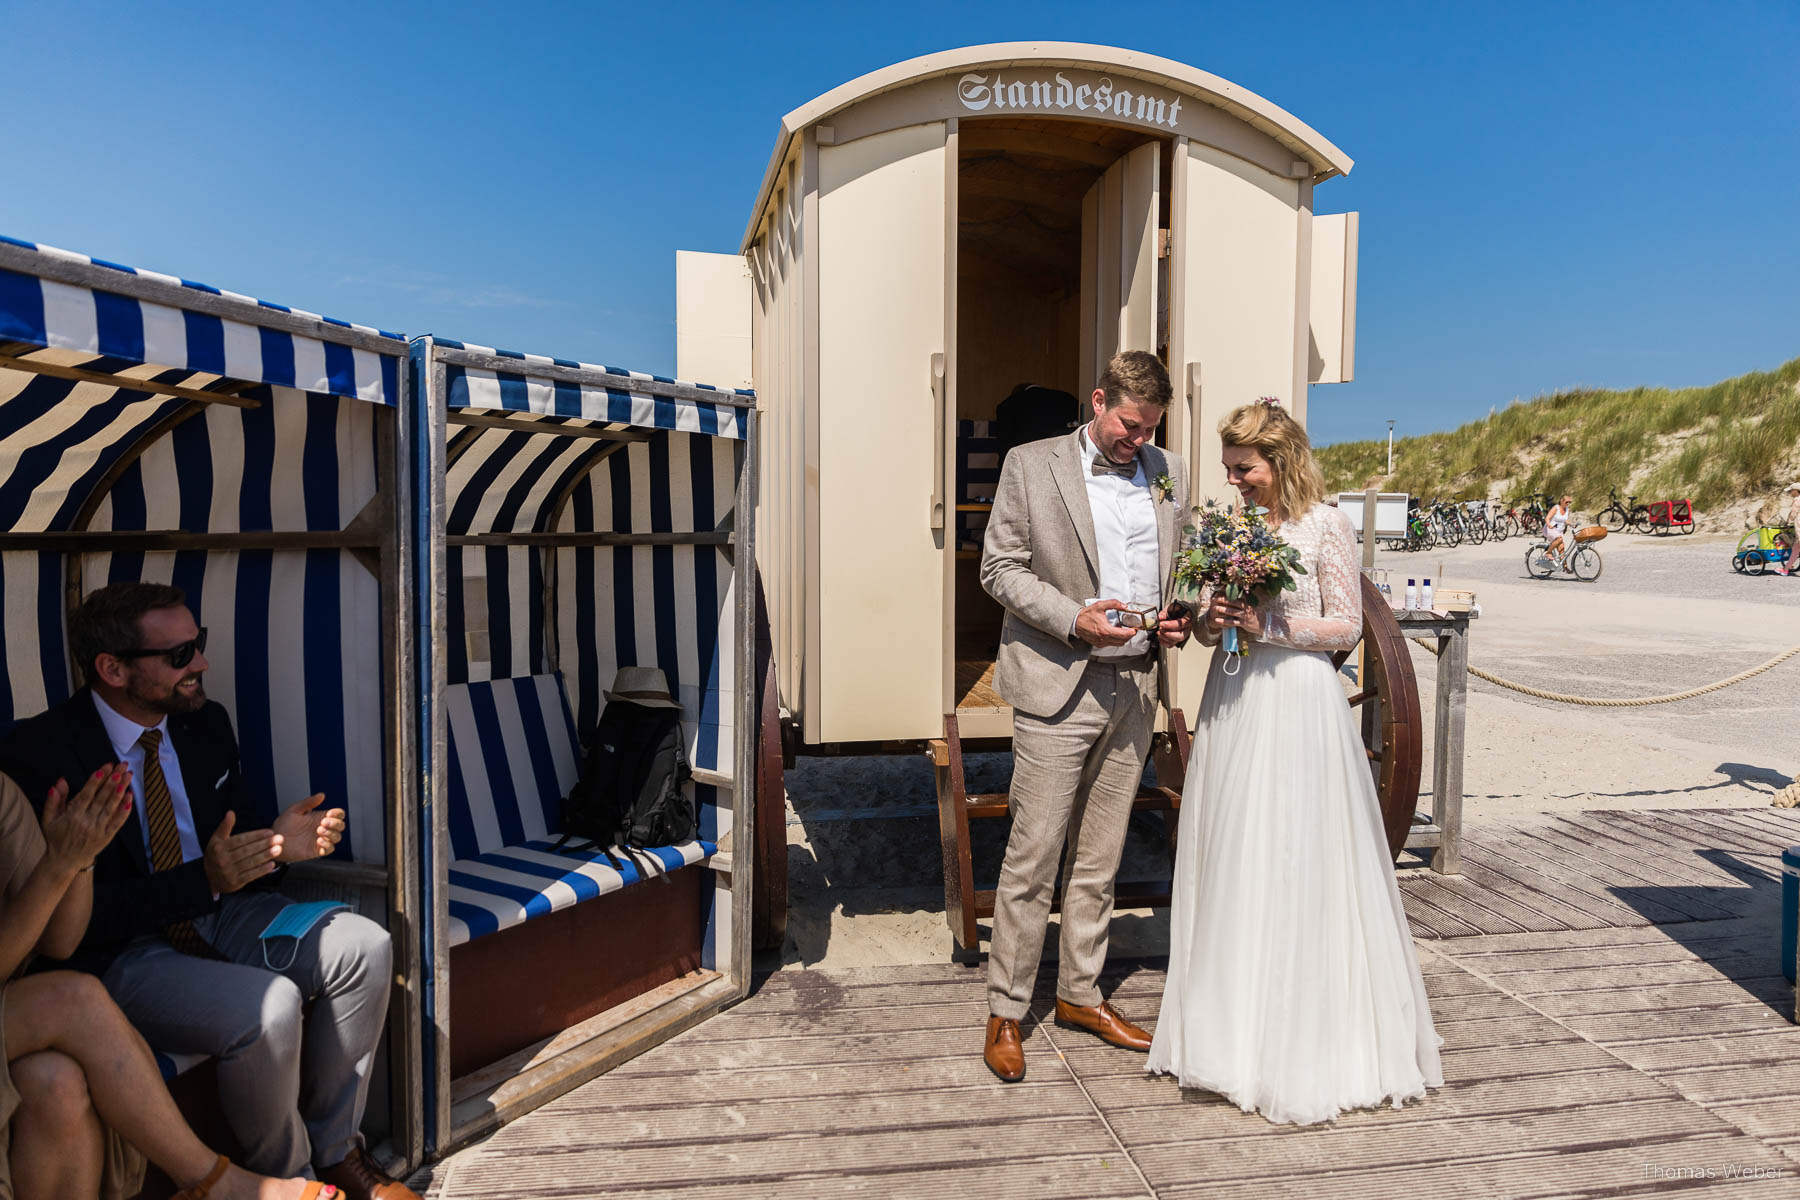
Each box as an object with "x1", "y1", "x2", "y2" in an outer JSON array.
[{"x1": 742, "y1": 41, "x2": 1353, "y2": 250}]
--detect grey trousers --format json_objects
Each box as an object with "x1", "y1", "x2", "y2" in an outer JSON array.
[
  {"x1": 102, "y1": 890, "x2": 393, "y2": 1177},
  {"x1": 988, "y1": 657, "x2": 1156, "y2": 1021}
]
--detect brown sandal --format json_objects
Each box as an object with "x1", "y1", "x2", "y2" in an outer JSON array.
[
  {"x1": 172, "y1": 1156, "x2": 230, "y2": 1200},
  {"x1": 172, "y1": 1154, "x2": 339, "y2": 1200}
]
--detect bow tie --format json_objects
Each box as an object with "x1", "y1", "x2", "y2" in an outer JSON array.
[{"x1": 1090, "y1": 454, "x2": 1138, "y2": 479}]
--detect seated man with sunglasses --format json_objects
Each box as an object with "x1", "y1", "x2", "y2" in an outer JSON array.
[{"x1": 0, "y1": 582, "x2": 418, "y2": 1200}]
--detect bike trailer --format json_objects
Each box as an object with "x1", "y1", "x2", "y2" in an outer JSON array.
[{"x1": 1647, "y1": 498, "x2": 1696, "y2": 533}]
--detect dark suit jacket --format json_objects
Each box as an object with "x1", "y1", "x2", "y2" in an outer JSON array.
[{"x1": 0, "y1": 688, "x2": 279, "y2": 973}]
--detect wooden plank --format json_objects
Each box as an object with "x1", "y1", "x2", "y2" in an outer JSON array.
[
  {"x1": 1493, "y1": 953, "x2": 1778, "y2": 995},
  {"x1": 1555, "y1": 1004, "x2": 1796, "y2": 1044},
  {"x1": 479, "y1": 1081, "x2": 1097, "y2": 1149},
  {"x1": 1426, "y1": 846, "x2": 1618, "y2": 932},
  {"x1": 1396, "y1": 882, "x2": 1485, "y2": 938},
  {"x1": 443, "y1": 1117, "x2": 1126, "y2": 1194},
  {"x1": 445, "y1": 971, "x2": 735, "y2": 1153},
  {"x1": 1553, "y1": 810, "x2": 1777, "y2": 889},
  {"x1": 1105, "y1": 1067, "x2": 1670, "y2": 1144},
  {"x1": 1396, "y1": 873, "x2": 1537, "y2": 935},
  {"x1": 1609, "y1": 1029, "x2": 1800, "y2": 1073},
  {"x1": 1469, "y1": 828, "x2": 1704, "y2": 924},
  {"x1": 1443, "y1": 932, "x2": 1773, "y2": 977},
  {"x1": 1528, "y1": 974, "x2": 1793, "y2": 1018},
  {"x1": 0, "y1": 356, "x2": 253, "y2": 408},
  {"x1": 438, "y1": 1156, "x2": 1152, "y2": 1200},
  {"x1": 445, "y1": 409, "x2": 653, "y2": 441},
  {"x1": 448, "y1": 530, "x2": 732, "y2": 548},
  {"x1": 0, "y1": 530, "x2": 377, "y2": 552},
  {"x1": 1154, "y1": 1139, "x2": 1798, "y2": 1200},
  {"x1": 1129, "y1": 1099, "x2": 1728, "y2": 1190}
]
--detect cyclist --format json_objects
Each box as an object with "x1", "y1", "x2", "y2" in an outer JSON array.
[
  {"x1": 1545, "y1": 494, "x2": 1576, "y2": 573},
  {"x1": 1779, "y1": 482, "x2": 1800, "y2": 577}
]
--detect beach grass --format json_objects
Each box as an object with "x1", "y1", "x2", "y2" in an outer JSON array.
[{"x1": 1317, "y1": 356, "x2": 1800, "y2": 508}]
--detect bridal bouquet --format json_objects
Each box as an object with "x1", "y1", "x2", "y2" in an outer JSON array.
[{"x1": 1171, "y1": 501, "x2": 1306, "y2": 664}]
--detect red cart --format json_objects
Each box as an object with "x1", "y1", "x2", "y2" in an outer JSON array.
[{"x1": 1646, "y1": 498, "x2": 1696, "y2": 534}]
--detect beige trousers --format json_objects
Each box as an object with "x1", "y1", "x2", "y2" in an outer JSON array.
[{"x1": 988, "y1": 656, "x2": 1157, "y2": 1020}]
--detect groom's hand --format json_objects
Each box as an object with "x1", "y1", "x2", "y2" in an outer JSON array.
[
  {"x1": 1075, "y1": 600, "x2": 1138, "y2": 648},
  {"x1": 1156, "y1": 603, "x2": 1193, "y2": 647}
]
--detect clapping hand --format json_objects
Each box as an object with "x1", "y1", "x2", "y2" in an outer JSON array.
[
  {"x1": 271, "y1": 793, "x2": 346, "y2": 862},
  {"x1": 42, "y1": 765, "x2": 134, "y2": 873}
]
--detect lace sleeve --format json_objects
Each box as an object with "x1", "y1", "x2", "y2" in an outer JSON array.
[{"x1": 1259, "y1": 508, "x2": 1362, "y2": 652}]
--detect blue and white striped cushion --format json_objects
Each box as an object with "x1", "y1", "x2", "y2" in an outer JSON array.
[
  {"x1": 446, "y1": 838, "x2": 715, "y2": 946},
  {"x1": 443, "y1": 673, "x2": 714, "y2": 946}
]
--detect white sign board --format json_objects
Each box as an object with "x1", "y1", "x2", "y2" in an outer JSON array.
[{"x1": 1336, "y1": 491, "x2": 1410, "y2": 539}]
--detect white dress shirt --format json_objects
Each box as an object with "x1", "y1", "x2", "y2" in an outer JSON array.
[
  {"x1": 1077, "y1": 424, "x2": 1161, "y2": 658},
  {"x1": 92, "y1": 691, "x2": 204, "y2": 865}
]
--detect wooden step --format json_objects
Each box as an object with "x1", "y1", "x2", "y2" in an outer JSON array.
[{"x1": 963, "y1": 786, "x2": 1180, "y2": 820}]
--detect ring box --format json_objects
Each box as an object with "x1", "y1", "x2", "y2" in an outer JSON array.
[{"x1": 1108, "y1": 606, "x2": 1160, "y2": 630}]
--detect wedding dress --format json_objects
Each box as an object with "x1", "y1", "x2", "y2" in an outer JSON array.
[{"x1": 1145, "y1": 501, "x2": 1444, "y2": 1125}]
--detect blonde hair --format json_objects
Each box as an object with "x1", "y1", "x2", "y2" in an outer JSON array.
[{"x1": 1218, "y1": 401, "x2": 1326, "y2": 521}]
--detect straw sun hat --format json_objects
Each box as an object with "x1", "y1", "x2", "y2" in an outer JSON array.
[{"x1": 603, "y1": 666, "x2": 682, "y2": 710}]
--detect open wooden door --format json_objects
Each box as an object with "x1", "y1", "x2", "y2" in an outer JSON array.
[
  {"x1": 1079, "y1": 140, "x2": 1161, "y2": 383},
  {"x1": 814, "y1": 122, "x2": 951, "y2": 744}
]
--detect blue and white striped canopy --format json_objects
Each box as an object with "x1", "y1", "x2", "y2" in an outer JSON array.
[
  {"x1": 0, "y1": 236, "x2": 404, "y2": 405},
  {"x1": 435, "y1": 339, "x2": 750, "y2": 440}
]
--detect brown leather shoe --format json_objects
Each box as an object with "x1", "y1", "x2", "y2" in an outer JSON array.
[
  {"x1": 1054, "y1": 999, "x2": 1152, "y2": 1051},
  {"x1": 984, "y1": 1015, "x2": 1026, "y2": 1082},
  {"x1": 318, "y1": 1147, "x2": 421, "y2": 1200}
]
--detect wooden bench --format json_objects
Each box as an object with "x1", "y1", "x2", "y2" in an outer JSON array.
[{"x1": 442, "y1": 673, "x2": 717, "y2": 1074}]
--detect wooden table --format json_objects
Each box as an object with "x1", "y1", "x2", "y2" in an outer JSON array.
[{"x1": 1394, "y1": 608, "x2": 1474, "y2": 874}]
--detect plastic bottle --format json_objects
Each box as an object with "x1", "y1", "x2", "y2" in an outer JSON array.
[
  {"x1": 1422, "y1": 578, "x2": 1434, "y2": 611},
  {"x1": 1405, "y1": 578, "x2": 1418, "y2": 610}
]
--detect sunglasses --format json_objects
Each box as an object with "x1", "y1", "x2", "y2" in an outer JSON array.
[{"x1": 113, "y1": 627, "x2": 208, "y2": 670}]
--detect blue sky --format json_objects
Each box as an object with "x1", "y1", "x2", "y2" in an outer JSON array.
[{"x1": 3, "y1": 1, "x2": 1794, "y2": 446}]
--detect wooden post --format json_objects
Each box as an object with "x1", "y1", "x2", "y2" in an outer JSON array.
[
  {"x1": 1431, "y1": 620, "x2": 1469, "y2": 875},
  {"x1": 1358, "y1": 487, "x2": 1378, "y2": 732}
]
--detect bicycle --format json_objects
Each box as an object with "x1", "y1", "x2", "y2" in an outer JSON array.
[
  {"x1": 1596, "y1": 488, "x2": 1650, "y2": 534},
  {"x1": 1525, "y1": 521, "x2": 1603, "y2": 581},
  {"x1": 1429, "y1": 501, "x2": 1463, "y2": 547},
  {"x1": 1461, "y1": 499, "x2": 1491, "y2": 544}
]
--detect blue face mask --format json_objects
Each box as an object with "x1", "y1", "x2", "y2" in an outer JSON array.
[{"x1": 258, "y1": 900, "x2": 349, "y2": 970}]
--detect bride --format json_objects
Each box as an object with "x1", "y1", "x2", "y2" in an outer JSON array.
[{"x1": 1145, "y1": 400, "x2": 1444, "y2": 1125}]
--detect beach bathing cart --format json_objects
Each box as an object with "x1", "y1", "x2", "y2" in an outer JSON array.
[{"x1": 673, "y1": 43, "x2": 1439, "y2": 950}]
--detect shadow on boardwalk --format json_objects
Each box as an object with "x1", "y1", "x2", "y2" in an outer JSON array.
[{"x1": 415, "y1": 808, "x2": 1800, "y2": 1199}]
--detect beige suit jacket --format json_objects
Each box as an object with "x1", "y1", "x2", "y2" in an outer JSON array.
[{"x1": 980, "y1": 428, "x2": 1188, "y2": 717}]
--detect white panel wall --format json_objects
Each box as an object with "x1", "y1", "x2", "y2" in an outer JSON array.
[
  {"x1": 1308, "y1": 212, "x2": 1359, "y2": 385},
  {"x1": 1172, "y1": 141, "x2": 1302, "y2": 717},
  {"x1": 676, "y1": 250, "x2": 754, "y2": 390},
  {"x1": 816, "y1": 123, "x2": 947, "y2": 742}
]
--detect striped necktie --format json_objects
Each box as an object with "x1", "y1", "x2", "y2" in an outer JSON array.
[{"x1": 136, "y1": 729, "x2": 217, "y2": 958}]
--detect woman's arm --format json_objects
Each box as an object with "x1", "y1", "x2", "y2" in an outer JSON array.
[
  {"x1": 0, "y1": 768, "x2": 133, "y2": 972},
  {"x1": 1258, "y1": 510, "x2": 1362, "y2": 653}
]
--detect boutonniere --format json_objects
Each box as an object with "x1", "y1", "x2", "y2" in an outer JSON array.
[{"x1": 1152, "y1": 472, "x2": 1175, "y2": 503}]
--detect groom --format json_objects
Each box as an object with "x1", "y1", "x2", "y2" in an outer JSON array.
[{"x1": 978, "y1": 350, "x2": 1191, "y2": 1082}]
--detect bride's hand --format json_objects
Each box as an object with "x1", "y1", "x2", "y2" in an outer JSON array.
[{"x1": 1209, "y1": 595, "x2": 1263, "y2": 638}]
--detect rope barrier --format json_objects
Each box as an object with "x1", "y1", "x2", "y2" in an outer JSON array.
[{"x1": 1407, "y1": 639, "x2": 1800, "y2": 707}]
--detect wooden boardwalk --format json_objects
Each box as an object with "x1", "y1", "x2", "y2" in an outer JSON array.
[{"x1": 414, "y1": 808, "x2": 1800, "y2": 1198}]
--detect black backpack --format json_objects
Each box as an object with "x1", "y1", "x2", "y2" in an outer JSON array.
[
  {"x1": 995, "y1": 383, "x2": 1079, "y2": 468},
  {"x1": 553, "y1": 700, "x2": 694, "y2": 855}
]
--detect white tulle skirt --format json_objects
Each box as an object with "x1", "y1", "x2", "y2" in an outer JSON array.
[{"x1": 1145, "y1": 643, "x2": 1445, "y2": 1125}]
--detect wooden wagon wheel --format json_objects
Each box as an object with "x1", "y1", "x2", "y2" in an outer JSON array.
[{"x1": 1333, "y1": 575, "x2": 1424, "y2": 861}]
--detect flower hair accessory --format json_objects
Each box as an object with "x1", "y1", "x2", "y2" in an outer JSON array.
[{"x1": 1259, "y1": 396, "x2": 1283, "y2": 409}]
